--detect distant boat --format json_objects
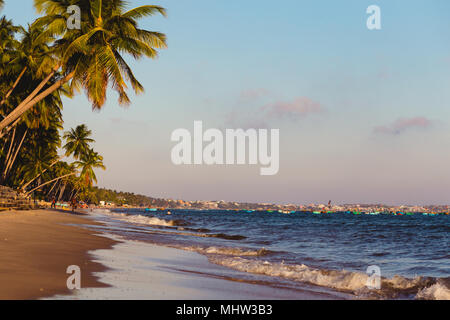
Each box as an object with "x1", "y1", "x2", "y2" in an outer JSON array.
[{"x1": 145, "y1": 208, "x2": 157, "y2": 212}]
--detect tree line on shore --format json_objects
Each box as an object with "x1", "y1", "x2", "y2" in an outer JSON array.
[
  {"x1": 88, "y1": 187, "x2": 169, "y2": 207},
  {"x1": 0, "y1": 0, "x2": 166, "y2": 203}
]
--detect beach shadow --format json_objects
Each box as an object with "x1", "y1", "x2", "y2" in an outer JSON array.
[{"x1": 48, "y1": 208, "x2": 89, "y2": 216}]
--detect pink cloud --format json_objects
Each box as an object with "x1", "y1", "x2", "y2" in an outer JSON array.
[
  {"x1": 374, "y1": 117, "x2": 432, "y2": 135},
  {"x1": 223, "y1": 95, "x2": 324, "y2": 128},
  {"x1": 263, "y1": 97, "x2": 324, "y2": 120}
]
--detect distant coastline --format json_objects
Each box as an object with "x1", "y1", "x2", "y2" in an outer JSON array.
[{"x1": 87, "y1": 187, "x2": 450, "y2": 215}]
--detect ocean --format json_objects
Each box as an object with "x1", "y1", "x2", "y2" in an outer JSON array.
[{"x1": 86, "y1": 208, "x2": 450, "y2": 300}]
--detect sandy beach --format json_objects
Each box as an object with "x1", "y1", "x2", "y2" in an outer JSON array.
[
  {"x1": 51, "y1": 238, "x2": 342, "y2": 300},
  {"x1": 0, "y1": 209, "x2": 344, "y2": 300},
  {"x1": 0, "y1": 209, "x2": 117, "y2": 300},
  {"x1": 2, "y1": 208, "x2": 446, "y2": 300}
]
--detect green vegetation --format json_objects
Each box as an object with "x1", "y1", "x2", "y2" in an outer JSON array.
[
  {"x1": 0, "y1": 1, "x2": 166, "y2": 203},
  {"x1": 89, "y1": 187, "x2": 161, "y2": 207}
]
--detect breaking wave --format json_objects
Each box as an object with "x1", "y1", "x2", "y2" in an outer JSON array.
[
  {"x1": 118, "y1": 214, "x2": 180, "y2": 227},
  {"x1": 416, "y1": 279, "x2": 450, "y2": 300},
  {"x1": 92, "y1": 210, "x2": 185, "y2": 227},
  {"x1": 180, "y1": 246, "x2": 273, "y2": 257},
  {"x1": 207, "y1": 256, "x2": 450, "y2": 299}
]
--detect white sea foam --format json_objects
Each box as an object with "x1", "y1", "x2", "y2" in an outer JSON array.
[
  {"x1": 117, "y1": 214, "x2": 176, "y2": 227},
  {"x1": 208, "y1": 256, "x2": 371, "y2": 293},
  {"x1": 416, "y1": 282, "x2": 450, "y2": 300},
  {"x1": 180, "y1": 246, "x2": 271, "y2": 257},
  {"x1": 91, "y1": 210, "x2": 177, "y2": 227},
  {"x1": 207, "y1": 256, "x2": 447, "y2": 299},
  {"x1": 91, "y1": 208, "x2": 112, "y2": 214}
]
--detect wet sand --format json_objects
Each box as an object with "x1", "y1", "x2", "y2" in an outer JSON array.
[
  {"x1": 1, "y1": 209, "x2": 344, "y2": 300},
  {"x1": 0, "y1": 209, "x2": 117, "y2": 300},
  {"x1": 51, "y1": 238, "x2": 344, "y2": 300}
]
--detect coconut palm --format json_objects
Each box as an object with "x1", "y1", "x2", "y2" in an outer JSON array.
[
  {"x1": 1, "y1": 24, "x2": 56, "y2": 108},
  {"x1": 0, "y1": 0, "x2": 167, "y2": 134},
  {"x1": 25, "y1": 161, "x2": 77, "y2": 196},
  {"x1": 74, "y1": 148, "x2": 105, "y2": 187},
  {"x1": 3, "y1": 74, "x2": 66, "y2": 188},
  {"x1": 17, "y1": 144, "x2": 57, "y2": 189},
  {"x1": 63, "y1": 124, "x2": 94, "y2": 159},
  {"x1": 0, "y1": 17, "x2": 22, "y2": 104},
  {"x1": 26, "y1": 147, "x2": 105, "y2": 196}
]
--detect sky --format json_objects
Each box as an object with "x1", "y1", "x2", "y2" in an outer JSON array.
[{"x1": 3, "y1": 0, "x2": 450, "y2": 205}]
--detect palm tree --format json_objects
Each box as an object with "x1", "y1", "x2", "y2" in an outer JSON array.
[
  {"x1": 20, "y1": 122, "x2": 87, "y2": 191},
  {"x1": 26, "y1": 147, "x2": 105, "y2": 196},
  {"x1": 0, "y1": 17, "x2": 22, "y2": 105},
  {"x1": 1, "y1": 24, "x2": 55, "y2": 107},
  {"x1": 74, "y1": 148, "x2": 105, "y2": 188},
  {"x1": 0, "y1": 0, "x2": 167, "y2": 134},
  {"x1": 63, "y1": 124, "x2": 94, "y2": 159},
  {"x1": 25, "y1": 161, "x2": 77, "y2": 196},
  {"x1": 5, "y1": 76, "x2": 65, "y2": 189},
  {"x1": 17, "y1": 145, "x2": 57, "y2": 190}
]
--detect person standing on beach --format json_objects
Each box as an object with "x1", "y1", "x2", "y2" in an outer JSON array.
[
  {"x1": 71, "y1": 197, "x2": 78, "y2": 212},
  {"x1": 51, "y1": 197, "x2": 56, "y2": 209}
]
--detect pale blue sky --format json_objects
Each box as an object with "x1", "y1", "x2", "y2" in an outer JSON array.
[{"x1": 3, "y1": 0, "x2": 450, "y2": 205}]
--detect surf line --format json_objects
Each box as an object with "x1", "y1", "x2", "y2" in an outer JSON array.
[{"x1": 171, "y1": 121, "x2": 280, "y2": 176}]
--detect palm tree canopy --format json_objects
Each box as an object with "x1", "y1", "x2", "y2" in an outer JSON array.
[
  {"x1": 33, "y1": 0, "x2": 167, "y2": 110},
  {"x1": 63, "y1": 124, "x2": 95, "y2": 159},
  {"x1": 74, "y1": 148, "x2": 105, "y2": 187}
]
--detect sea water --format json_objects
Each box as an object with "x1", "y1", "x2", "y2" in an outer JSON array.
[{"x1": 87, "y1": 209, "x2": 450, "y2": 300}]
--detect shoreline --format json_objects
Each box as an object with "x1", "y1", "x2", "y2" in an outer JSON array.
[
  {"x1": 0, "y1": 208, "x2": 344, "y2": 300},
  {"x1": 51, "y1": 236, "x2": 344, "y2": 300},
  {"x1": 3, "y1": 208, "x2": 446, "y2": 300},
  {"x1": 0, "y1": 209, "x2": 118, "y2": 300}
]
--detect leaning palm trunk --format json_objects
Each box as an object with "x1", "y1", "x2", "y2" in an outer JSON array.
[
  {"x1": 0, "y1": 67, "x2": 74, "y2": 136},
  {"x1": 1, "y1": 118, "x2": 22, "y2": 139},
  {"x1": 73, "y1": 189, "x2": 80, "y2": 200},
  {"x1": 21, "y1": 157, "x2": 61, "y2": 191},
  {"x1": 2, "y1": 128, "x2": 16, "y2": 174},
  {"x1": 47, "y1": 179, "x2": 59, "y2": 197},
  {"x1": 57, "y1": 181, "x2": 67, "y2": 202},
  {"x1": 25, "y1": 172, "x2": 76, "y2": 196},
  {"x1": 0, "y1": 66, "x2": 27, "y2": 106},
  {"x1": 3, "y1": 129, "x2": 28, "y2": 181},
  {"x1": 69, "y1": 188, "x2": 77, "y2": 200}
]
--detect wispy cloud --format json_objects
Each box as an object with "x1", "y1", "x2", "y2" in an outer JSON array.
[
  {"x1": 262, "y1": 97, "x2": 324, "y2": 120},
  {"x1": 222, "y1": 87, "x2": 325, "y2": 129},
  {"x1": 374, "y1": 117, "x2": 432, "y2": 135}
]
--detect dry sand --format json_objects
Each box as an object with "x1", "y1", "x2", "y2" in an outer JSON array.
[
  {"x1": 0, "y1": 209, "x2": 117, "y2": 300},
  {"x1": 0, "y1": 209, "x2": 343, "y2": 300}
]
